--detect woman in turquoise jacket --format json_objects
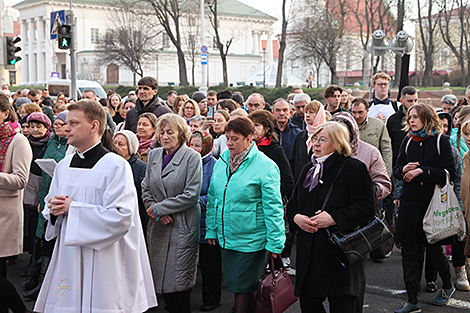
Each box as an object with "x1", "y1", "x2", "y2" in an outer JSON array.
[{"x1": 206, "y1": 117, "x2": 286, "y2": 313}]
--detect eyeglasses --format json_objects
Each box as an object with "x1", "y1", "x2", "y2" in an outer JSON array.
[
  {"x1": 312, "y1": 136, "x2": 330, "y2": 144},
  {"x1": 295, "y1": 105, "x2": 306, "y2": 109},
  {"x1": 375, "y1": 83, "x2": 389, "y2": 88},
  {"x1": 53, "y1": 122, "x2": 66, "y2": 127}
]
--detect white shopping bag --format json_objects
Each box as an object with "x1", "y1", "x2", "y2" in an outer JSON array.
[{"x1": 423, "y1": 171, "x2": 467, "y2": 244}]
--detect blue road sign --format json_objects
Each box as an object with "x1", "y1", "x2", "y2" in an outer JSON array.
[
  {"x1": 201, "y1": 53, "x2": 207, "y2": 65},
  {"x1": 50, "y1": 10, "x2": 66, "y2": 40}
]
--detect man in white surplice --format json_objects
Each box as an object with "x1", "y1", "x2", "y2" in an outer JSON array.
[{"x1": 34, "y1": 100, "x2": 157, "y2": 313}]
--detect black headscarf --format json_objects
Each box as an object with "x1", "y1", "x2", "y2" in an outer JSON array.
[{"x1": 437, "y1": 112, "x2": 453, "y2": 136}]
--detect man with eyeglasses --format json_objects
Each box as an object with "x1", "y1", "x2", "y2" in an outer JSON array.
[
  {"x1": 29, "y1": 89, "x2": 55, "y2": 123},
  {"x1": 368, "y1": 72, "x2": 399, "y2": 123},
  {"x1": 124, "y1": 76, "x2": 171, "y2": 133},
  {"x1": 324, "y1": 85, "x2": 347, "y2": 115}
]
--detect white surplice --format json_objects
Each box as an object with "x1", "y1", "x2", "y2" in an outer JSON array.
[{"x1": 34, "y1": 153, "x2": 157, "y2": 313}]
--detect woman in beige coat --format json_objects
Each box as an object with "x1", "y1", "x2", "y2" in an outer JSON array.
[
  {"x1": 459, "y1": 121, "x2": 470, "y2": 276},
  {"x1": 0, "y1": 93, "x2": 32, "y2": 313}
]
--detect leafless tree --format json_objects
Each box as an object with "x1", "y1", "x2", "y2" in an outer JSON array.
[
  {"x1": 438, "y1": 0, "x2": 468, "y2": 87},
  {"x1": 417, "y1": 0, "x2": 440, "y2": 87},
  {"x1": 275, "y1": 0, "x2": 289, "y2": 88},
  {"x1": 117, "y1": 0, "x2": 192, "y2": 86},
  {"x1": 393, "y1": 0, "x2": 405, "y2": 87},
  {"x1": 97, "y1": 10, "x2": 160, "y2": 85},
  {"x1": 289, "y1": 0, "x2": 348, "y2": 84},
  {"x1": 183, "y1": 2, "x2": 200, "y2": 86},
  {"x1": 207, "y1": 0, "x2": 234, "y2": 87}
]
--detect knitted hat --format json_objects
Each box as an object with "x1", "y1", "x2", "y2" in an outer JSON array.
[
  {"x1": 27, "y1": 112, "x2": 52, "y2": 129},
  {"x1": 192, "y1": 91, "x2": 206, "y2": 104},
  {"x1": 114, "y1": 130, "x2": 139, "y2": 155},
  {"x1": 56, "y1": 111, "x2": 69, "y2": 123}
]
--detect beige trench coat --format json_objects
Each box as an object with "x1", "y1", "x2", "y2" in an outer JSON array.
[
  {"x1": 460, "y1": 152, "x2": 470, "y2": 255},
  {"x1": 0, "y1": 133, "x2": 32, "y2": 258}
]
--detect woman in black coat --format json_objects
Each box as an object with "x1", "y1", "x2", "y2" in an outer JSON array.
[
  {"x1": 287, "y1": 121, "x2": 375, "y2": 313},
  {"x1": 393, "y1": 104, "x2": 456, "y2": 313}
]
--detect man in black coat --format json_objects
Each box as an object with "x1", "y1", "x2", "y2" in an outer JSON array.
[{"x1": 124, "y1": 76, "x2": 171, "y2": 133}]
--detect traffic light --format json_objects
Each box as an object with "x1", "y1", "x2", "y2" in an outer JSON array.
[
  {"x1": 5, "y1": 36, "x2": 22, "y2": 67},
  {"x1": 58, "y1": 25, "x2": 71, "y2": 50}
]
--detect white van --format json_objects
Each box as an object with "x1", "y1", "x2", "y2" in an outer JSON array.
[{"x1": 46, "y1": 79, "x2": 107, "y2": 100}]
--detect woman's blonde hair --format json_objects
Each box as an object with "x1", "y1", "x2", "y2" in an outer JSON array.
[
  {"x1": 178, "y1": 99, "x2": 200, "y2": 117},
  {"x1": 155, "y1": 114, "x2": 191, "y2": 145},
  {"x1": 404, "y1": 103, "x2": 442, "y2": 136},
  {"x1": 230, "y1": 108, "x2": 248, "y2": 119},
  {"x1": 457, "y1": 106, "x2": 470, "y2": 151},
  {"x1": 305, "y1": 100, "x2": 322, "y2": 113},
  {"x1": 462, "y1": 120, "x2": 470, "y2": 135},
  {"x1": 312, "y1": 121, "x2": 352, "y2": 156}
]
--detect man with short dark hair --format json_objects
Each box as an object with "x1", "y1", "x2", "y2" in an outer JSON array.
[
  {"x1": 273, "y1": 98, "x2": 301, "y2": 159},
  {"x1": 290, "y1": 87, "x2": 303, "y2": 94},
  {"x1": 324, "y1": 85, "x2": 347, "y2": 115},
  {"x1": 29, "y1": 89, "x2": 55, "y2": 123},
  {"x1": 217, "y1": 89, "x2": 232, "y2": 100},
  {"x1": 351, "y1": 98, "x2": 392, "y2": 176},
  {"x1": 42, "y1": 89, "x2": 52, "y2": 104},
  {"x1": 82, "y1": 90, "x2": 116, "y2": 131},
  {"x1": 124, "y1": 76, "x2": 171, "y2": 133},
  {"x1": 166, "y1": 90, "x2": 177, "y2": 109},
  {"x1": 34, "y1": 100, "x2": 157, "y2": 313}
]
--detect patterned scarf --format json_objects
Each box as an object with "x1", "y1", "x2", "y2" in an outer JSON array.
[
  {"x1": 306, "y1": 106, "x2": 327, "y2": 153},
  {"x1": 0, "y1": 121, "x2": 18, "y2": 172},
  {"x1": 303, "y1": 152, "x2": 333, "y2": 192},
  {"x1": 229, "y1": 142, "x2": 253, "y2": 174},
  {"x1": 410, "y1": 128, "x2": 437, "y2": 142},
  {"x1": 137, "y1": 135, "x2": 155, "y2": 154}
]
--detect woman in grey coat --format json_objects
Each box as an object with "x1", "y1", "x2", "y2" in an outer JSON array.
[{"x1": 142, "y1": 114, "x2": 202, "y2": 313}]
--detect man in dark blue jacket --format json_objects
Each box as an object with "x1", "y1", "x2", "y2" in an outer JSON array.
[{"x1": 273, "y1": 98, "x2": 301, "y2": 159}]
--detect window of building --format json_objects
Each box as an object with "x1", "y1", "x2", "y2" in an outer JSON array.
[
  {"x1": 440, "y1": 48, "x2": 449, "y2": 66},
  {"x1": 9, "y1": 71, "x2": 16, "y2": 85},
  {"x1": 163, "y1": 33, "x2": 170, "y2": 47},
  {"x1": 91, "y1": 28, "x2": 99, "y2": 43}
]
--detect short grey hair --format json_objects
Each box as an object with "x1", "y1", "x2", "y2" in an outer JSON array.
[
  {"x1": 247, "y1": 93, "x2": 265, "y2": 104},
  {"x1": 190, "y1": 114, "x2": 205, "y2": 125},
  {"x1": 441, "y1": 94, "x2": 458, "y2": 106},
  {"x1": 293, "y1": 93, "x2": 311, "y2": 104}
]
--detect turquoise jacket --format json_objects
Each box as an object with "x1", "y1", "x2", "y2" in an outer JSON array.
[
  {"x1": 450, "y1": 127, "x2": 468, "y2": 159},
  {"x1": 205, "y1": 144, "x2": 286, "y2": 254}
]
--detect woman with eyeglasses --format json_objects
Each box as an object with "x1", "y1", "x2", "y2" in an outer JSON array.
[
  {"x1": 179, "y1": 99, "x2": 201, "y2": 124},
  {"x1": 22, "y1": 111, "x2": 69, "y2": 300},
  {"x1": 287, "y1": 121, "x2": 375, "y2": 313}
]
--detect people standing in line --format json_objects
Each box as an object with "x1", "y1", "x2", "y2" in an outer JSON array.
[
  {"x1": 287, "y1": 121, "x2": 375, "y2": 313},
  {"x1": 393, "y1": 104, "x2": 456, "y2": 313},
  {"x1": 23, "y1": 111, "x2": 69, "y2": 301},
  {"x1": 290, "y1": 93, "x2": 311, "y2": 130},
  {"x1": 124, "y1": 77, "x2": 171, "y2": 132},
  {"x1": 143, "y1": 114, "x2": 202, "y2": 313},
  {"x1": 206, "y1": 117, "x2": 286, "y2": 313},
  {"x1": 113, "y1": 130, "x2": 148, "y2": 238},
  {"x1": 248, "y1": 110, "x2": 295, "y2": 270},
  {"x1": 211, "y1": 110, "x2": 230, "y2": 159},
  {"x1": 368, "y1": 72, "x2": 399, "y2": 123},
  {"x1": 290, "y1": 100, "x2": 327, "y2": 183},
  {"x1": 273, "y1": 98, "x2": 302, "y2": 159},
  {"x1": 0, "y1": 94, "x2": 33, "y2": 313},
  {"x1": 179, "y1": 99, "x2": 201, "y2": 124},
  {"x1": 324, "y1": 85, "x2": 347, "y2": 115},
  {"x1": 35, "y1": 100, "x2": 156, "y2": 313},
  {"x1": 188, "y1": 131, "x2": 221, "y2": 312},
  {"x1": 136, "y1": 113, "x2": 158, "y2": 163}
]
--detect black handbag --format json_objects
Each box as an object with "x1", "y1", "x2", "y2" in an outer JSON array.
[
  {"x1": 369, "y1": 208, "x2": 394, "y2": 260},
  {"x1": 322, "y1": 160, "x2": 393, "y2": 267}
]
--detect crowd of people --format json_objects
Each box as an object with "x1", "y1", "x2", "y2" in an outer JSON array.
[{"x1": 1, "y1": 72, "x2": 470, "y2": 313}]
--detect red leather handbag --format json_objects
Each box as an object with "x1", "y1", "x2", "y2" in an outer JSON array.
[{"x1": 254, "y1": 253, "x2": 298, "y2": 313}]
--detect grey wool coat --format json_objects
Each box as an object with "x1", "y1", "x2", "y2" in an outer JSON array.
[{"x1": 142, "y1": 144, "x2": 202, "y2": 294}]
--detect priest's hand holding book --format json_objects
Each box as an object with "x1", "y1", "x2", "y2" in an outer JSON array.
[{"x1": 48, "y1": 195, "x2": 73, "y2": 216}]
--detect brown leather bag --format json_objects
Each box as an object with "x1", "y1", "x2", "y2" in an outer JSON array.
[{"x1": 254, "y1": 253, "x2": 298, "y2": 313}]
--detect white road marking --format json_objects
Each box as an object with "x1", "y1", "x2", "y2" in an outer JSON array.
[
  {"x1": 366, "y1": 285, "x2": 407, "y2": 295},
  {"x1": 448, "y1": 298, "x2": 470, "y2": 309}
]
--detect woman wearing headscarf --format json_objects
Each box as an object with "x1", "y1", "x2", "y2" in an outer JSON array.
[
  {"x1": 330, "y1": 112, "x2": 392, "y2": 202},
  {"x1": 290, "y1": 100, "x2": 326, "y2": 183},
  {"x1": 286, "y1": 121, "x2": 375, "y2": 313},
  {"x1": 188, "y1": 131, "x2": 221, "y2": 311}
]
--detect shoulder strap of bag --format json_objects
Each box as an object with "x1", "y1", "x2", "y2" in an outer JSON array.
[
  {"x1": 405, "y1": 133, "x2": 441, "y2": 156},
  {"x1": 321, "y1": 159, "x2": 349, "y2": 212}
]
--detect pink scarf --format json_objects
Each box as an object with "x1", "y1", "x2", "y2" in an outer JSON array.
[
  {"x1": 0, "y1": 121, "x2": 19, "y2": 172},
  {"x1": 306, "y1": 106, "x2": 326, "y2": 153}
]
